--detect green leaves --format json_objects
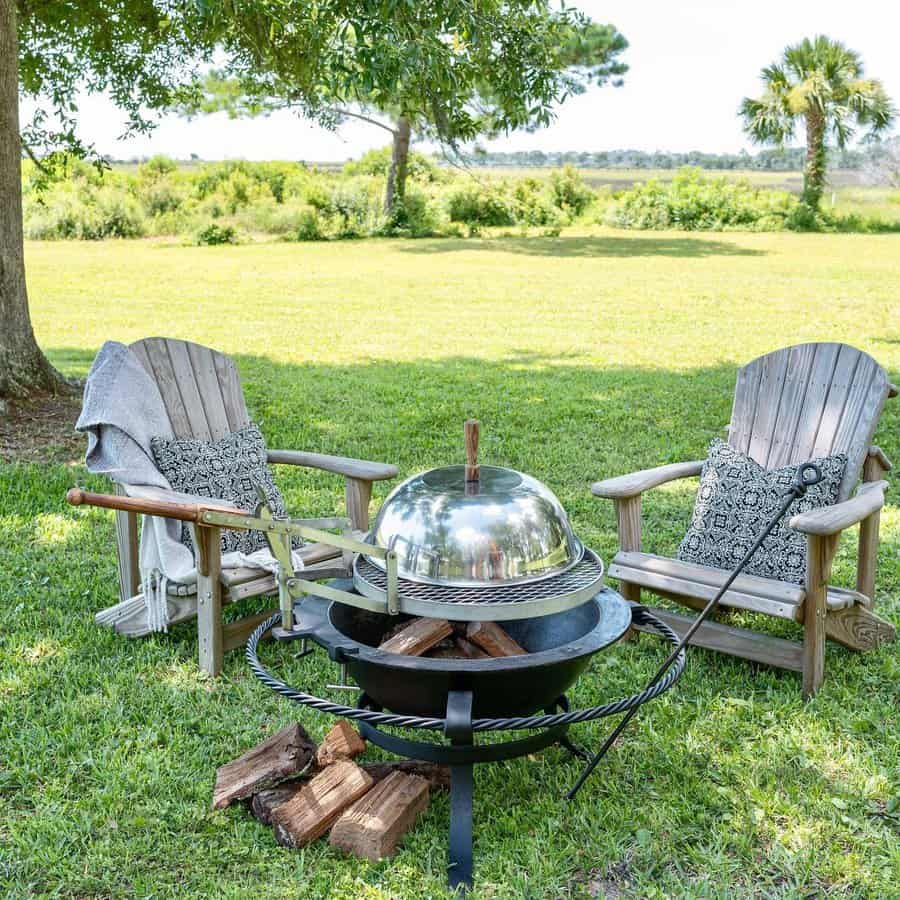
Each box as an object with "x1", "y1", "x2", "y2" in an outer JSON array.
[
  {"x1": 194, "y1": 2, "x2": 627, "y2": 147},
  {"x1": 17, "y1": 0, "x2": 215, "y2": 160},
  {"x1": 742, "y1": 35, "x2": 895, "y2": 148}
]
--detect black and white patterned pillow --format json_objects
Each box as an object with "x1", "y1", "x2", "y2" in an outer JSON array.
[
  {"x1": 151, "y1": 424, "x2": 294, "y2": 556},
  {"x1": 677, "y1": 439, "x2": 846, "y2": 585}
]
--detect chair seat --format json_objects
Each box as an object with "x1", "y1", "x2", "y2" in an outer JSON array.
[
  {"x1": 97, "y1": 543, "x2": 346, "y2": 638},
  {"x1": 608, "y1": 551, "x2": 865, "y2": 622}
]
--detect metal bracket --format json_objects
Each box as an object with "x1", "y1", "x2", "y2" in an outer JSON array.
[
  {"x1": 199, "y1": 503, "x2": 402, "y2": 617},
  {"x1": 326, "y1": 661, "x2": 357, "y2": 692}
]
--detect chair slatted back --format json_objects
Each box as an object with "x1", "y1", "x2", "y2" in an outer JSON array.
[
  {"x1": 130, "y1": 337, "x2": 250, "y2": 441},
  {"x1": 728, "y1": 342, "x2": 894, "y2": 501}
]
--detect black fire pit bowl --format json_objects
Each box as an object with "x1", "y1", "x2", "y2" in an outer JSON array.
[{"x1": 326, "y1": 588, "x2": 631, "y2": 718}]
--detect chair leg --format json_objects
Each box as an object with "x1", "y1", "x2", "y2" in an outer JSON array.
[
  {"x1": 114, "y1": 485, "x2": 141, "y2": 604},
  {"x1": 195, "y1": 526, "x2": 223, "y2": 677},
  {"x1": 614, "y1": 496, "x2": 642, "y2": 639},
  {"x1": 802, "y1": 534, "x2": 834, "y2": 699},
  {"x1": 856, "y1": 447, "x2": 889, "y2": 602},
  {"x1": 345, "y1": 477, "x2": 373, "y2": 532}
]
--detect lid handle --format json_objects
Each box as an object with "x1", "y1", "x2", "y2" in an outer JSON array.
[{"x1": 464, "y1": 419, "x2": 480, "y2": 487}]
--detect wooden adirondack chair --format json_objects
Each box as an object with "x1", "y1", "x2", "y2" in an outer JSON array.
[
  {"x1": 593, "y1": 342, "x2": 896, "y2": 697},
  {"x1": 94, "y1": 337, "x2": 397, "y2": 675}
]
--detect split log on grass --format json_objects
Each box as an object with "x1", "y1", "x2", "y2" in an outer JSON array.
[
  {"x1": 465, "y1": 621, "x2": 527, "y2": 657},
  {"x1": 271, "y1": 760, "x2": 374, "y2": 848},
  {"x1": 379, "y1": 617, "x2": 453, "y2": 656},
  {"x1": 329, "y1": 771, "x2": 430, "y2": 861},
  {"x1": 361, "y1": 760, "x2": 451, "y2": 792},
  {"x1": 213, "y1": 723, "x2": 316, "y2": 809},
  {"x1": 315, "y1": 720, "x2": 367, "y2": 768},
  {"x1": 250, "y1": 780, "x2": 304, "y2": 825}
]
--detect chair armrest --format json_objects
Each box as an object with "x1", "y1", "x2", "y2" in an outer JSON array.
[
  {"x1": 121, "y1": 483, "x2": 248, "y2": 511},
  {"x1": 592, "y1": 460, "x2": 704, "y2": 500},
  {"x1": 267, "y1": 450, "x2": 397, "y2": 482},
  {"x1": 790, "y1": 480, "x2": 889, "y2": 536}
]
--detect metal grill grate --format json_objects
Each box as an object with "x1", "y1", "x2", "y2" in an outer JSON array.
[{"x1": 352, "y1": 548, "x2": 605, "y2": 621}]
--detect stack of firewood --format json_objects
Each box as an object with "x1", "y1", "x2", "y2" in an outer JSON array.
[
  {"x1": 213, "y1": 719, "x2": 449, "y2": 861},
  {"x1": 213, "y1": 616, "x2": 525, "y2": 863}
]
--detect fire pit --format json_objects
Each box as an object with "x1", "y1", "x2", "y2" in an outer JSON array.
[{"x1": 247, "y1": 422, "x2": 685, "y2": 889}]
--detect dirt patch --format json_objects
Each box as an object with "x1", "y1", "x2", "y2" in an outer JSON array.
[
  {"x1": 0, "y1": 392, "x2": 84, "y2": 465},
  {"x1": 569, "y1": 855, "x2": 635, "y2": 899}
]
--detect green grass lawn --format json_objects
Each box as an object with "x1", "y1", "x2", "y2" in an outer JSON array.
[{"x1": 2, "y1": 228, "x2": 899, "y2": 897}]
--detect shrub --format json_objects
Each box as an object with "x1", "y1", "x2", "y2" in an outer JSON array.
[
  {"x1": 34, "y1": 157, "x2": 900, "y2": 240},
  {"x1": 343, "y1": 146, "x2": 442, "y2": 182},
  {"x1": 195, "y1": 222, "x2": 238, "y2": 245},
  {"x1": 236, "y1": 198, "x2": 325, "y2": 236},
  {"x1": 24, "y1": 186, "x2": 144, "y2": 239},
  {"x1": 137, "y1": 178, "x2": 186, "y2": 216},
  {"x1": 510, "y1": 177, "x2": 564, "y2": 226},
  {"x1": 138, "y1": 155, "x2": 178, "y2": 179},
  {"x1": 376, "y1": 187, "x2": 443, "y2": 237},
  {"x1": 92, "y1": 188, "x2": 146, "y2": 238},
  {"x1": 295, "y1": 208, "x2": 325, "y2": 241},
  {"x1": 24, "y1": 190, "x2": 84, "y2": 239},
  {"x1": 446, "y1": 182, "x2": 516, "y2": 226},
  {"x1": 549, "y1": 165, "x2": 595, "y2": 217},
  {"x1": 307, "y1": 179, "x2": 382, "y2": 237},
  {"x1": 605, "y1": 168, "x2": 800, "y2": 231}
]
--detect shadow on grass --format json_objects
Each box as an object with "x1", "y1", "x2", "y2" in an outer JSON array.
[
  {"x1": 41, "y1": 348, "x2": 897, "y2": 501},
  {"x1": 397, "y1": 235, "x2": 767, "y2": 258}
]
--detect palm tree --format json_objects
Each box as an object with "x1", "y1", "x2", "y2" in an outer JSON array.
[{"x1": 741, "y1": 36, "x2": 894, "y2": 209}]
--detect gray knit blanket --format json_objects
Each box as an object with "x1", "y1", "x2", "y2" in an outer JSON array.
[{"x1": 76, "y1": 341, "x2": 302, "y2": 631}]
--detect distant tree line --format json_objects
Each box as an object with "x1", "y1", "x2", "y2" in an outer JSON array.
[{"x1": 463, "y1": 144, "x2": 891, "y2": 170}]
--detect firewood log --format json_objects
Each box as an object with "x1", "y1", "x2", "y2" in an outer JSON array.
[
  {"x1": 213, "y1": 723, "x2": 316, "y2": 809},
  {"x1": 250, "y1": 780, "x2": 304, "y2": 825},
  {"x1": 271, "y1": 760, "x2": 374, "y2": 848},
  {"x1": 329, "y1": 771, "x2": 430, "y2": 861},
  {"x1": 361, "y1": 761, "x2": 451, "y2": 792},
  {"x1": 315, "y1": 720, "x2": 366, "y2": 768},
  {"x1": 379, "y1": 617, "x2": 453, "y2": 656},
  {"x1": 465, "y1": 621, "x2": 527, "y2": 657}
]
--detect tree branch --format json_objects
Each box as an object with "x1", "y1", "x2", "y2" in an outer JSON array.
[
  {"x1": 331, "y1": 108, "x2": 398, "y2": 135},
  {"x1": 21, "y1": 141, "x2": 50, "y2": 175}
]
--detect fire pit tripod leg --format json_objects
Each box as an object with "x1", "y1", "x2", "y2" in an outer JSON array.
[
  {"x1": 547, "y1": 696, "x2": 589, "y2": 761},
  {"x1": 446, "y1": 690, "x2": 475, "y2": 892}
]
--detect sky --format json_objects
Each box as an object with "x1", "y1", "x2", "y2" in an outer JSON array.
[{"x1": 21, "y1": 0, "x2": 900, "y2": 162}]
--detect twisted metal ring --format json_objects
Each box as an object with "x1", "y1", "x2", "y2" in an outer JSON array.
[{"x1": 245, "y1": 606, "x2": 685, "y2": 733}]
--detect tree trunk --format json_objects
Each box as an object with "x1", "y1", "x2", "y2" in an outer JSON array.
[
  {"x1": 383, "y1": 116, "x2": 411, "y2": 216},
  {"x1": 0, "y1": 0, "x2": 69, "y2": 406},
  {"x1": 802, "y1": 108, "x2": 827, "y2": 209}
]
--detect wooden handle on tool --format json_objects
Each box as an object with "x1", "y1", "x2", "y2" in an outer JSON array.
[
  {"x1": 65, "y1": 488, "x2": 244, "y2": 523},
  {"x1": 464, "y1": 419, "x2": 480, "y2": 484}
]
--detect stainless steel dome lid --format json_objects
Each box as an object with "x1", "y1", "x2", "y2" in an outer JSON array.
[{"x1": 364, "y1": 463, "x2": 584, "y2": 587}]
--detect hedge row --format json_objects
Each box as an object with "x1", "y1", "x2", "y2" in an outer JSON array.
[
  {"x1": 22, "y1": 154, "x2": 898, "y2": 241},
  {"x1": 22, "y1": 152, "x2": 595, "y2": 243}
]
